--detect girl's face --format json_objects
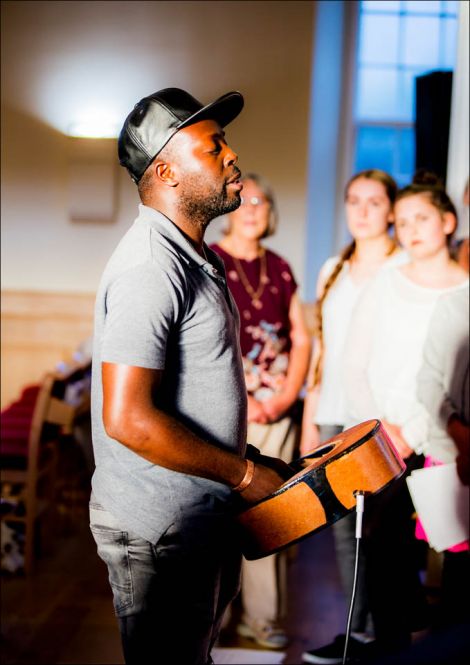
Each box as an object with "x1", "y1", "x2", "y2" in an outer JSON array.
[
  {"x1": 227, "y1": 179, "x2": 270, "y2": 241},
  {"x1": 394, "y1": 194, "x2": 456, "y2": 259},
  {"x1": 345, "y1": 177, "x2": 393, "y2": 241}
]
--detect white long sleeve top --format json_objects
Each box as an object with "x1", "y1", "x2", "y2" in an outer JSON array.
[
  {"x1": 343, "y1": 266, "x2": 469, "y2": 455},
  {"x1": 416, "y1": 285, "x2": 469, "y2": 462},
  {"x1": 315, "y1": 251, "x2": 407, "y2": 426}
]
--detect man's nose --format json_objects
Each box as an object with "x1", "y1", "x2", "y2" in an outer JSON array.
[{"x1": 223, "y1": 145, "x2": 238, "y2": 166}]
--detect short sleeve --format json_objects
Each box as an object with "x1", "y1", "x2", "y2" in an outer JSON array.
[
  {"x1": 279, "y1": 258, "x2": 297, "y2": 309},
  {"x1": 101, "y1": 263, "x2": 177, "y2": 369}
]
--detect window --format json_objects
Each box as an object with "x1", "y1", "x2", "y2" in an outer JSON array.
[{"x1": 353, "y1": 0, "x2": 459, "y2": 186}]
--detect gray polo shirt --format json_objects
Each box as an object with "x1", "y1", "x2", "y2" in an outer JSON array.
[{"x1": 90, "y1": 204, "x2": 247, "y2": 543}]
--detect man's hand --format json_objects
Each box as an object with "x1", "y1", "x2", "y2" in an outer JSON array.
[
  {"x1": 238, "y1": 447, "x2": 295, "y2": 504},
  {"x1": 238, "y1": 461, "x2": 291, "y2": 505},
  {"x1": 251, "y1": 451, "x2": 295, "y2": 482}
]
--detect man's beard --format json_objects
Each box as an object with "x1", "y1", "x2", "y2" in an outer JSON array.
[{"x1": 178, "y1": 177, "x2": 241, "y2": 231}]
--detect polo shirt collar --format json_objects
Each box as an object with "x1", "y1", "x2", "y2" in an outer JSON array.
[{"x1": 136, "y1": 203, "x2": 225, "y2": 275}]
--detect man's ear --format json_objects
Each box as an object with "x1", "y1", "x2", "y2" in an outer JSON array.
[{"x1": 154, "y1": 160, "x2": 179, "y2": 187}]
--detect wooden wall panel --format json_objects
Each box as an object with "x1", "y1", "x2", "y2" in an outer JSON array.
[{"x1": 1, "y1": 291, "x2": 95, "y2": 409}]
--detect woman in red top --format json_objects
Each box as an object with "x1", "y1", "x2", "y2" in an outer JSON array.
[{"x1": 211, "y1": 173, "x2": 311, "y2": 649}]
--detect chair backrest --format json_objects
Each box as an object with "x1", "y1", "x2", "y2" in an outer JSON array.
[
  {"x1": 1, "y1": 363, "x2": 92, "y2": 574},
  {"x1": 39, "y1": 361, "x2": 91, "y2": 426},
  {"x1": 1, "y1": 361, "x2": 91, "y2": 471},
  {"x1": 25, "y1": 373, "x2": 74, "y2": 486}
]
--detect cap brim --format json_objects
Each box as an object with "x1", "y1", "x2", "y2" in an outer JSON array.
[{"x1": 179, "y1": 91, "x2": 244, "y2": 130}]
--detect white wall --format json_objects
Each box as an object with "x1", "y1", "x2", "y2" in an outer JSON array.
[
  {"x1": 1, "y1": 0, "x2": 315, "y2": 296},
  {"x1": 446, "y1": 0, "x2": 469, "y2": 239},
  {"x1": 304, "y1": 0, "x2": 355, "y2": 301}
]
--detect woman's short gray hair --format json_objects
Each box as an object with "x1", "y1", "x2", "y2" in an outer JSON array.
[{"x1": 222, "y1": 172, "x2": 279, "y2": 238}]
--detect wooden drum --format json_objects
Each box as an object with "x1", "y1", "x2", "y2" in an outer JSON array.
[{"x1": 237, "y1": 419, "x2": 405, "y2": 560}]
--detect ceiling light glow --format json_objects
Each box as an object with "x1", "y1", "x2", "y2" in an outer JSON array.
[{"x1": 67, "y1": 112, "x2": 120, "y2": 138}]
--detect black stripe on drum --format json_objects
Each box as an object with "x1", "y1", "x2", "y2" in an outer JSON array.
[{"x1": 303, "y1": 466, "x2": 348, "y2": 523}]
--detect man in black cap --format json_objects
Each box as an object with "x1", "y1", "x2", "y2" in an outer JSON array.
[{"x1": 89, "y1": 88, "x2": 291, "y2": 664}]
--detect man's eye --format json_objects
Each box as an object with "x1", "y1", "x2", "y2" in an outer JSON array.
[{"x1": 211, "y1": 145, "x2": 222, "y2": 154}]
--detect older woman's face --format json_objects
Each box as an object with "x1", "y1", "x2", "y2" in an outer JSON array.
[{"x1": 227, "y1": 179, "x2": 270, "y2": 241}]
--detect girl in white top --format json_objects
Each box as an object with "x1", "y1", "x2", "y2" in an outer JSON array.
[
  {"x1": 301, "y1": 170, "x2": 405, "y2": 454},
  {"x1": 341, "y1": 172, "x2": 468, "y2": 657}
]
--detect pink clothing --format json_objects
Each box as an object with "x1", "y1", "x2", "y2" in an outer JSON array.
[{"x1": 415, "y1": 455, "x2": 469, "y2": 552}]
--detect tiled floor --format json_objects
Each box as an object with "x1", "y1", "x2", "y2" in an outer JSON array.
[{"x1": 0, "y1": 505, "x2": 347, "y2": 665}]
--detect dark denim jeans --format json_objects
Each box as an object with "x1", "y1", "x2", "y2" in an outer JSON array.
[{"x1": 90, "y1": 497, "x2": 241, "y2": 665}]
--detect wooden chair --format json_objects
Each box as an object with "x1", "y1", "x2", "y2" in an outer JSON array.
[{"x1": 1, "y1": 365, "x2": 91, "y2": 574}]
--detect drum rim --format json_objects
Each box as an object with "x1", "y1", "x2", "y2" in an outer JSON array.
[{"x1": 246, "y1": 419, "x2": 383, "y2": 509}]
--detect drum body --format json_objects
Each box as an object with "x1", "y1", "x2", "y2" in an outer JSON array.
[{"x1": 237, "y1": 420, "x2": 405, "y2": 560}]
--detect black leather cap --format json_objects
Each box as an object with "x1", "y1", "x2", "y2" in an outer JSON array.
[{"x1": 118, "y1": 87, "x2": 244, "y2": 183}]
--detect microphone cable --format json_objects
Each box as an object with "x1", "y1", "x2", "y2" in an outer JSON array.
[{"x1": 342, "y1": 490, "x2": 366, "y2": 665}]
